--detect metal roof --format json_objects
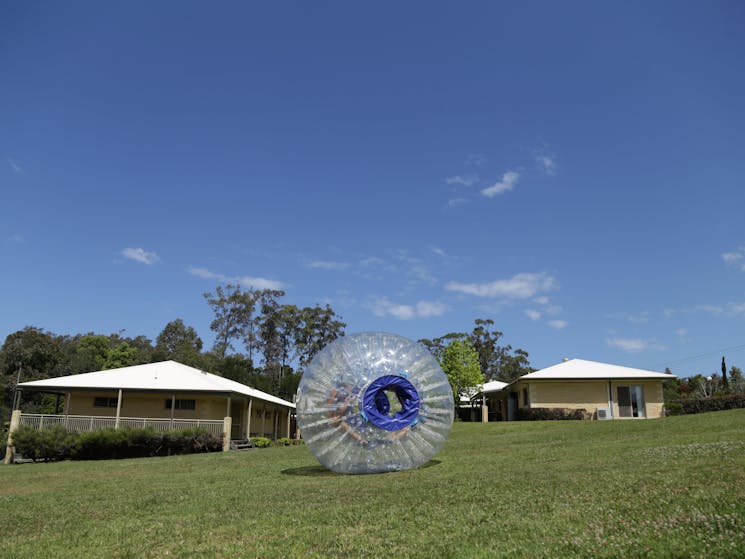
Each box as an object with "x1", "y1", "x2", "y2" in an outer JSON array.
[
  {"x1": 17, "y1": 360, "x2": 295, "y2": 408},
  {"x1": 481, "y1": 380, "x2": 508, "y2": 393},
  {"x1": 519, "y1": 358, "x2": 674, "y2": 381}
]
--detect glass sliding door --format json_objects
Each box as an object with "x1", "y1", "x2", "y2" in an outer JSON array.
[{"x1": 617, "y1": 385, "x2": 645, "y2": 418}]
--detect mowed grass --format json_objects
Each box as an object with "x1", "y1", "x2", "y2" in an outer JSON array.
[{"x1": 2, "y1": 411, "x2": 745, "y2": 559}]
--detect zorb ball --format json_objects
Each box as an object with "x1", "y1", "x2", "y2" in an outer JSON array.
[{"x1": 295, "y1": 332, "x2": 454, "y2": 474}]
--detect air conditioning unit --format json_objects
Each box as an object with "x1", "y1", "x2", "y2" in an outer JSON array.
[{"x1": 596, "y1": 407, "x2": 612, "y2": 420}]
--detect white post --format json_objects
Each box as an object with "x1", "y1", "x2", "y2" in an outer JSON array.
[
  {"x1": 286, "y1": 409, "x2": 291, "y2": 439},
  {"x1": 3, "y1": 410, "x2": 22, "y2": 465},
  {"x1": 482, "y1": 395, "x2": 489, "y2": 423},
  {"x1": 247, "y1": 398, "x2": 252, "y2": 439},
  {"x1": 64, "y1": 392, "x2": 71, "y2": 428},
  {"x1": 222, "y1": 417, "x2": 232, "y2": 452},
  {"x1": 170, "y1": 394, "x2": 176, "y2": 428},
  {"x1": 114, "y1": 389, "x2": 123, "y2": 429}
]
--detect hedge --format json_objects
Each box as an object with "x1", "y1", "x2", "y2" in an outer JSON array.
[
  {"x1": 667, "y1": 394, "x2": 745, "y2": 416},
  {"x1": 516, "y1": 407, "x2": 587, "y2": 421},
  {"x1": 10, "y1": 425, "x2": 222, "y2": 462}
]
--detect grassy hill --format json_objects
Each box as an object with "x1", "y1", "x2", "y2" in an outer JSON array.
[{"x1": 2, "y1": 410, "x2": 744, "y2": 558}]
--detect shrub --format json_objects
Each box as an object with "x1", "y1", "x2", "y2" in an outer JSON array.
[
  {"x1": 516, "y1": 407, "x2": 587, "y2": 421},
  {"x1": 12, "y1": 425, "x2": 78, "y2": 462},
  {"x1": 273, "y1": 437, "x2": 293, "y2": 447},
  {"x1": 251, "y1": 437, "x2": 271, "y2": 448},
  {"x1": 673, "y1": 394, "x2": 745, "y2": 415},
  {"x1": 664, "y1": 402, "x2": 684, "y2": 416},
  {"x1": 9, "y1": 426, "x2": 222, "y2": 462},
  {"x1": 1, "y1": 427, "x2": 8, "y2": 461}
]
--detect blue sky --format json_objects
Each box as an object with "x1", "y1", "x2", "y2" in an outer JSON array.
[{"x1": 2, "y1": 1, "x2": 744, "y2": 376}]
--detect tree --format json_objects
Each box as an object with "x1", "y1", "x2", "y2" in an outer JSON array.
[
  {"x1": 0, "y1": 327, "x2": 70, "y2": 417},
  {"x1": 154, "y1": 319, "x2": 204, "y2": 367},
  {"x1": 729, "y1": 366, "x2": 744, "y2": 394},
  {"x1": 439, "y1": 339, "x2": 483, "y2": 411},
  {"x1": 499, "y1": 348, "x2": 534, "y2": 383},
  {"x1": 255, "y1": 290, "x2": 287, "y2": 393},
  {"x1": 420, "y1": 319, "x2": 533, "y2": 383},
  {"x1": 469, "y1": 318, "x2": 505, "y2": 380},
  {"x1": 203, "y1": 285, "x2": 256, "y2": 359},
  {"x1": 102, "y1": 343, "x2": 138, "y2": 370},
  {"x1": 722, "y1": 356, "x2": 729, "y2": 389},
  {"x1": 293, "y1": 304, "x2": 346, "y2": 369},
  {"x1": 75, "y1": 335, "x2": 111, "y2": 372}
]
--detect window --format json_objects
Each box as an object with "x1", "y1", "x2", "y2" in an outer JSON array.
[
  {"x1": 522, "y1": 387, "x2": 530, "y2": 407},
  {"x1": 617, "y1": 385, "x2": 645, "y2": 418},
  {"x1": 93, "y1": 397, "x2": 118, "y2": 408},
  {"x1": 165, "y1": 399, "x2": 196, "y2": 410}
]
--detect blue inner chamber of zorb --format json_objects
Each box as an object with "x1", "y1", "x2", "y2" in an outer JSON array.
[
  {"x1": 295, "y1": 332, "x2": 454, "y2": 474},
  {"x1": 362, "y1": 375, "x2": 421, "y2": 431}
]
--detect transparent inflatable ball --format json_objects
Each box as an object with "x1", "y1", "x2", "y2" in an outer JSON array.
[{"x1": 296, "y1": 332, "x2": 454, "y2": 474}]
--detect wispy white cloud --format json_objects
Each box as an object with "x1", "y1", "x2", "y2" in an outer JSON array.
[
  {"x1": 722, "y1": 246, "x2": 745, "y2": 271},
  {"x1": 445, "y1": 175, "x2": 479, "y2": 187},
  {"x1": 535, "y1": 154, "x2": 556, "y2": 175},
  {"x1": 122, "y1": 247, "x2": 160, "y2": 265},
  {"x1": 548, "y1": 320, "x2": 568, "y2": 330},
  {"x1": 481, "y1": 171, "x2": 520, "y2": 198},
  {"x1": 367, "y1": 297, "x2": 447, "y2": 320},
  {"x1": 7, "y1": 158, "x2": 23, "y2": 175},
  {"x1": 431, "y1": 247, "x2": 446, "y2": 257},
  {"x1": 675, "y1": 328, "x2": 691, "y2": 344},
  {"x1": 606, "y1": 311, "x2": 650, "y2": 324},
  {"x1": 447, "y1": 198, "x2": 469, "y2": 208},
  {"x1": 393, "y1": 249, "x2": 437, "y2": 286},
  {"x1": 6, "y1": 233, "x2": 24, "y2": 244},
  {"x1": 307, "y1": 260, "x2": 350, "y2": 271},
  {"x1": 445, "y1": 272, "x2": 556, "y2": 299},
  {"x1": 525, "y1": 309, "x2": 541, "y2": 321},
  {"x1": 606, "y1": 337, "x2": 666, "y2": 353},
  {"x1": 189, "y1": 266, "x2": 283, "y2": 290},
  {"x1": 697, "y1": 302, "x2": 745, "y2": 317}
]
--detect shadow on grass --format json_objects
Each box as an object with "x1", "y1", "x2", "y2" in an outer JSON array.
[{"x1": 281, "y1": 460, "x2": 441, "y2": 477}]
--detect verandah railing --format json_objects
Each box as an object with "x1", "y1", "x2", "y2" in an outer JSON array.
[{"x1": 18, "y1": 414, "x2": 225, "y2": 436}]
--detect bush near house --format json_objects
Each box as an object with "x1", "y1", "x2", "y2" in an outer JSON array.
[
  {"x1": 11, "y1": 426, "x2": 221, "y2": 462},
  {"x1": 667, "y1": 394, "x2": 745, "y2": 416},
  {"x1": 251, "y1": 437, "x2": 271, "y2": 448},
  {"x1": 0, "y1": 428, "x2": 7, "y2": 461},
  {"x1": 516, "y1": 407, "x2": 587, "y2": 421}
]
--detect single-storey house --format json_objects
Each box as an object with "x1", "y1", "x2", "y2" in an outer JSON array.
[
  {"x1": 476, "y1": 359, "x2": 674, "y2": 421},
  {"x1": 4, "y1": 360, "x2": 295, "y2": 462}
]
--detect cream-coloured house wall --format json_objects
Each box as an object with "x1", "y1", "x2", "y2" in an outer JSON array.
[
  {"x1": 526, "y1": 381, "x2": 609, "y2": 414},
  {"x1": 527, "y1": 380, "x2": 665, "y2": 418},
  {"x1": 68, "y1": 392, "x2": 230, "y2": 420},
  {"x1": 608, "y1": 380, "x2": 665, "y2": 419},
  {"x1": 249, "y1": 405, "x2": 289, "y2": 438},
  {"x1": 67, "y1": 391, "x2": 293, "y2": 438},
  {"x1": 487, "y1": 379, "x2": 666, "y2": 420}
]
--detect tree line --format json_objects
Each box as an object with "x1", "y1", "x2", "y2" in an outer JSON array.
[
  {"x1": 0, "y1": 285, "x2": 346, "y2": 419},
  {"x1": 0, "y1": 284, "x2": 539, "y2": 422}
]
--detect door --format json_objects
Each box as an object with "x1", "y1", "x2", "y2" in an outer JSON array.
[{"x1": 617, "y1": 386, "x2": 645, "y2": 418}]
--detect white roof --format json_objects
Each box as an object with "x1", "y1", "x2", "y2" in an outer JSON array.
[
  {"x1": 481, "y1": 380, "x2": 508, "y2": 393},
  {"x1": 519, "y1": 358, "x2": 674, "y2": 381},
  {"x1": 18, "y1": 360, "x2": 295, "y2": 408}
]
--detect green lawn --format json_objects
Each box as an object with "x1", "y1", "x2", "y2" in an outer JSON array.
[{"x1": 2, "y1": 411, "x2": 744, "y2": 558}]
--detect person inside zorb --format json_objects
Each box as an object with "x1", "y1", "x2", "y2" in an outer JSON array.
[{"x1": 296, "y1": 332, "x2": 454, "y2": 474}]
